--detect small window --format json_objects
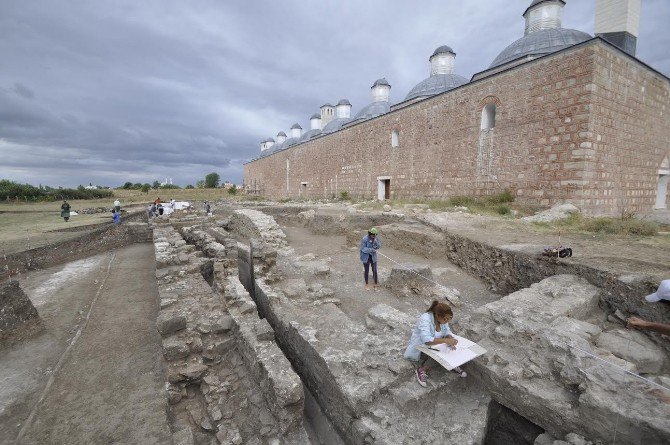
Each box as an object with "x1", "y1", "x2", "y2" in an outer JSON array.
[
  {"x1": 481, "y1": 104, "x2": 496, "y2": 129},
  {"x1": 391, "y1": 130, "x2": 399, "y2": 148}
]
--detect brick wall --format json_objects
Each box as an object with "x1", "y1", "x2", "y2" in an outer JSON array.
[{"x1": 244, "y1": 40, "x2": 670, "y2": 215}]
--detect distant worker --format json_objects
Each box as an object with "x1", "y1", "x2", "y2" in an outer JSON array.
[
  {"x1": 404, "y1": 301, "x2": 467, "y2": 387},
  {"x1": 113, "y1": 198, "x2": 121, "y2": 212},
  {"x1": 204, "y1": 201, "x2": 211, "y2": 216},
  {"x1": 112, "y1": 209, "x2": 121, "y2": 225},
  {"x1": 359, "y1": 227, "x2": 381, "y2": 290},
  {"x1": 150, "y1": 203, "x2": 157, "y2": 217},
  {"x1": 154, "y1": 197, "x2": 161, "y2": 205},
  {"x1": 60, "y1": 200, "x2": 71, "y2": 222},
  {"x1": 170, "y1": 199, "x2": 176, "y2": 210},
  {"x1": 146, "y1": 204, "x2": 153, "y2": 218},
  {"x1": 627, "y1": 280, "x2": 670, "y2": 336}
]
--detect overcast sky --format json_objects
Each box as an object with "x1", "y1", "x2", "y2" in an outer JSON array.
[{"x1": 1, "y1": 0, "x2": 668, "y2": 188}]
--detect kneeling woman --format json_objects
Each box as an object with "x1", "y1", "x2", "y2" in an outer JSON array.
[{"x1": 404, "y1": 300, "x2": 467, "y2": 386}]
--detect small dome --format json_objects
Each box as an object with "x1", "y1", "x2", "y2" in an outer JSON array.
[
  {"x1": 310, "y1": 113, "x2": 321, "y2": 120},
  {"x1": 489, "y1": 27, "x2": 591, "y2": 68},
  {"x1": 290, "y1": 123, "x2": 302, "y2": 130},
  {"x1": 404, "y1": 73, "x2": 468, "y2": 101},
  {"x1": 320, "y1": 103, "x2": 334, "y2": 108},
  {"x1": 267, "y1": 138, "x2": 275, "y2": 143},
  {"x1": 431, "y1": 45, "x2": 455, "y2": 58},
  {"x1": 277, "y1": 131, "x2": 286, "y2": 137},
  {"x1": 322, "y1": 117, "x2": 352, "y2": 134},
  {"x1": 353, "y1": 101, "x2": 390, "y2": 122},
  {"x1": 372, "y1": 78, "x2": 390, "y2": 88},
  {"x1": 337, "y1": 99, "x2": 351, "y2": 106}
]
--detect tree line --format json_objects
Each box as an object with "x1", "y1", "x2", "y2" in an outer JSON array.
[{"x1": 0, "y1": 180, "x2": 113, "y2": 201}]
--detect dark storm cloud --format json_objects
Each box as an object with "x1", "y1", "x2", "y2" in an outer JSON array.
[{"x1": 0, "y1": 0, "x2": 668, "y2": 188}]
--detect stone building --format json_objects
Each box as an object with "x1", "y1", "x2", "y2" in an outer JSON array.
[{"x1": 244, "y1": 0, "x2": 669, "y2": 216}]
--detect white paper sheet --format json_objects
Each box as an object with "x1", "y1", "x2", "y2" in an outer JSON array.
[{"x1": 416, "y1": 334, "x2": 486, "y2": 370}]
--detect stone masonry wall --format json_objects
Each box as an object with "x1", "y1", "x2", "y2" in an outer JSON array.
[
  {"x1": 244, "y1": 40, "x2": 670, "y2": 215},
  {"x1": 587, "y1": 43, "x2": 670, "y2": 214}
]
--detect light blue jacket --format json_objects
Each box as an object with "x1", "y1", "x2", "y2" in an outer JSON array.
[
  {"x1": 359, "y1": 235, "x2": 381, "y2": 263},
  {"x1": 404, "y1": 312, "x2": 452, "y2": 361}
]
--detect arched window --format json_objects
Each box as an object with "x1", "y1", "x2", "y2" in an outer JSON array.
[
  {"x1": 391, "y1": 130, "x2": 399, "y2": 148},
  {"x1": 481, "y1": 104, "x2": 496, "y2": 130}
]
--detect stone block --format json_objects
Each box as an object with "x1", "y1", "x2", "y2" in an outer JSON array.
[
  {"x1": 156, "y1": 311, "x2": 187, "y2": 335},
  {"x1": 595, "y1": 329, "x2": 665, "y2": 374},
  {"x1": 282, "y1": 278, "x2": 308, "y2": 299},
  {"x1": 162, "y1": 337, "x2": 190, "y2": 361}
]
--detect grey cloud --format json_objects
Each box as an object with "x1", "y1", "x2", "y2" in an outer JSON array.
[{"x1": 0, "y1": 0, "x2": 668, "y2": 188}]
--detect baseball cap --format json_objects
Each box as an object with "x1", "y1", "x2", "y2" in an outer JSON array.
[{"x1": 645, "y1": 280, "x2": 670, "y2": 302}]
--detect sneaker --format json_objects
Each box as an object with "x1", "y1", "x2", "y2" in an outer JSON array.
[
  {"x1": 373, "y1": 284, "x2": 379, "y2": 291},
  {"x1": 365, "y1": 284, "x2": 371, "y2": 290},
  {"x1": 453, "y1": 366, "x2": 467, "y2": 378},
  {"x1": 415, "y1": 367, "x2": 428, "y2": 387}
]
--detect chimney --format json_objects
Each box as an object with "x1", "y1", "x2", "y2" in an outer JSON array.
[
  {"x1": 290, "y1": 123, "x2": 302, "y2": 139},
  {"x1": 595, "y1": 0, "x2": 641, "y2": 56},
  {"x1": 320, "y1": 103, "x2": 335, "y2": 127},
  {"x1": 429, "y1": 46, "x2": 456, "y2": 76},
  {"x1": 266, "y1": 138, "x2": 274, "y2": 149},
  {"x1": 335, "y1": 99, "x2": 351, "y2": 119},
  {"x1": 276, "y1": 131, "x2": 287, "y2": 144},
  {"x1": 371, "y1": 78, "x2": 391, "y2": 102},
  {"x1": 309, "y1": 113, "x2": 322, "y2": 130},
  {"x1": 523, "y1": 1, "x2": 565, "y2": 35}
]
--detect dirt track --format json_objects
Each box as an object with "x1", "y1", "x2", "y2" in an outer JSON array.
[{"x1": 0, "y1": 244, "x2": 170, "y2": 444}]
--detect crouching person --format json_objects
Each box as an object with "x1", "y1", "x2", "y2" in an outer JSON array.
[{"x1": 404, "y1": 300, "x2": 466, "y2": 387}]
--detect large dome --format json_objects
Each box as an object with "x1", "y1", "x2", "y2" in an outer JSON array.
[
  {"x1": 404, "y1": 73, "x2": 468, "y2": 101},
  {"x1": 353, "y1": 101, "x2": 390, "y2": 121},
  {"x1": 489, "y1": 27, "x2": 591, "y2": 69}
]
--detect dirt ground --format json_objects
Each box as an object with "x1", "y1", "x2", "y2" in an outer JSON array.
[
  {"x1": 417, "y1": 212, "x2": 670, "y2": 281},
  {"x1": 0, "y1": 243, "x2": 170, "y2": 444},
  {"x1": 281, "y1": 226, "x2": 500, "y2": 330}
]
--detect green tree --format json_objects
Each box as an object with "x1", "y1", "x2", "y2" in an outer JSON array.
[
  {"x1": 196, "y1": 180, "x2": 205, "y2": 189},
  {"x1": 152, "y1": 180, "x2": 160, "y2": 189},
  {"x1": 133, "y1": 182, "x2": 142, "y2": 189},
  {"x1": 185, "y1": 184, "x2": 194, "y2": 189},
  {"x1": 141, "y1": 183, "x2": 151, "y2": 193},
  {"x1": 227, "y1": 185, "x2": 238, "y2": 195},
  {"x1": 122, "y1": 182, "x2": 133, "y2": 189},
  {"x1": 204, "y1": 172, "x2": 220, "y2": 188}
]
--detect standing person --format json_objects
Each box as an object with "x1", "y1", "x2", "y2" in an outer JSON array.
[
  {"x1": 146, "y1": 204, "x2": 153, "y2": 218},
  {"x1": 205, "y1": 201, "x2": 211, "y2": 216},
  {"x1": 112, "y1": 209, "x2": 121, "y2": 225},
  {"x1": 150, "y1": 202, "x2": 157, "y2": 217},
  {"x1": 60, "y1": 200, "x2": 71, "y2": 222},
  {"x1": 404, "y1": 301, "x2": 467, "y2": 387},
  {"x1": 113, "y1": 198, "x2": 121, "y2": 212},
  {"x1": 359, "y1": 227, "x2": 381, "y2": 290}
]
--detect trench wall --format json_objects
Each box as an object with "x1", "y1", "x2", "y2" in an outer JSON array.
[{"x1": 1, "y1": 211, "x2": 149, "y2": 281}]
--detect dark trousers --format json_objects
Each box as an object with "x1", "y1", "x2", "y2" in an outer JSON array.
[{"x1": 363, "y1": 256, "x2": 378, "y2": 284}]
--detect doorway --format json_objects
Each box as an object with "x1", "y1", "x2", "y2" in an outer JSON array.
[
  {"x1": 377, "y1": 176, "x2": 391, "y2": 201},
  {"x1": 300, "y1": 182, "x2": 308, "y2": 198}
]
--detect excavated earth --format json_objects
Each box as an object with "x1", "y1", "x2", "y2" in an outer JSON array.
[{"x1": 0, "y1": 201, "x2": 668, "y2": 445}]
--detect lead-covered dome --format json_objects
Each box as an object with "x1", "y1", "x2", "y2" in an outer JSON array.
[
  {"x1": 405, "y1": 74, "x2": 468, "y2": 101},
  {"x1": 404, "y1": 45, "x2": 468, "y2": 101},
  {"x1": 489, "y1": 27, "x2": 590, "y2": 68},
  {"x1": 489, "y1": 0, "x2": 590, "y2": 69},
  {"x1": 353, "y1": 101, "x2": 390, "y2": 121}
]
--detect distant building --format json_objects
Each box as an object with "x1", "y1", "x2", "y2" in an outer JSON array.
[{"x1": 244, "y1": 0, "x2": 668, "y2": 215}]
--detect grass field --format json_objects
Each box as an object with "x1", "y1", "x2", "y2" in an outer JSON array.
[{"x1": 0, "y1": 188, "x2": 264, "y2": 255}]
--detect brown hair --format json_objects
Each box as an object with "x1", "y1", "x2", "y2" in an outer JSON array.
[{"x1": 427, "y1": 300, "x2": 453, "y2": 318}]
